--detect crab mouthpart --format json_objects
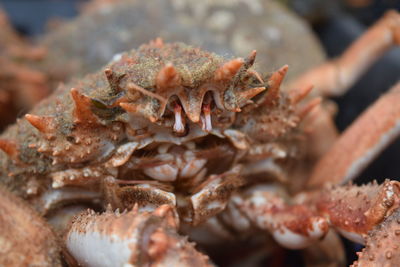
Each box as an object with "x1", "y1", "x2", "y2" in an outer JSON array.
[
  {"x1": 173, "y1": 103, "x2": 185, "y2": 134},
  {"x1": 200, "y1": 103, "x2": 212, "y2": 132}
]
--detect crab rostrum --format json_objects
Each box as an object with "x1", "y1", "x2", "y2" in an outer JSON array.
[{"x1": 0, "y1": 34, "x2": 400, "y2": 266}]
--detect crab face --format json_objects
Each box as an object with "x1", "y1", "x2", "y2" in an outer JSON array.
[{"x1": 86, "y1": 43, "x2": 270, "y2": 141}]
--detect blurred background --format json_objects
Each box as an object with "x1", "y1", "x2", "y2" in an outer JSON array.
[{"x1": 0, "y1": 0, "x2": 399, "y2": 266}]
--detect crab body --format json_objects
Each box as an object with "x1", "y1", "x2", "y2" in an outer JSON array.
[{"x1": 0, "y1": 42, "x2": 303, "y2": 228}]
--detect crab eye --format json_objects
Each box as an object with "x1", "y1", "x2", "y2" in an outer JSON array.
[
  {"x1": 91, "y1": 99, "x2": 108, "y2": 109},
  {"x1": 66, "y1": 136, "x2": 75, "y2": 143}
]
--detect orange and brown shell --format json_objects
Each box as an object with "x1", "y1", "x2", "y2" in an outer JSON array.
[{"x1": 0, "y1": 41, "x2": 306, "y2": 220}]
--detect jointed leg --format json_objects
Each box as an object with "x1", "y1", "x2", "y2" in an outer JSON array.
[
  {"x1": 228, "y1": 184, "x2": 329, "y2": 250},
  {"x1": 290, "y1": 10, "x2": 400, "y2": 97},
  {"x1": 352, "y1": 208, "x2": 400, "y2": 266},
  {"x1": 224, "y1": 179, "x2": 400, "y2": 251},
  {"x1": 65, "y1": 205, "x2": 214, "y2": 267},
  {"x1": 308, "y1": 81, "x2": 400, "y2": 187},
  {"x1": 0, "y1": 185, "x2": 61, "y2": 266}
]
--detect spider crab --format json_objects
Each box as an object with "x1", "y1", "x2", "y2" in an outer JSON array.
[{"x1": 0, "y1": 10, "x2": 399, "y2": 267}]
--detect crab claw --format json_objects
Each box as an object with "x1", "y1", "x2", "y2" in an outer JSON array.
[
  {"x1": 65, "y1": 205, "x2": 214, "y2": 267},
  {"x1": 313, "y1": 180, "x2": 400, "y2": 244},
  {"x1": 236, "y1": 186, "x2": 329, "y2": 249}
]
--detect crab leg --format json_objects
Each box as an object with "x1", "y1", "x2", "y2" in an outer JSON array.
[
  {"x1": 308, "y1": 180, "x2": 400, "y2": 244},
  {"x1": 351, "y1": 208, "x2": 400, "y2": 267},
  {"x1": 181, "y1": 165, "x2": 244, "y2": 225},
  {"x1": 308, "y1": 82, "x2": 400, "y2": 187},
  {"x1": 290, "y1": 10, "x2": 400, "y2": 97},
  {"x1": 223, "y1": 179, "x2": 400, "y2": 253},
  {"x1": 230, "y1": 185, "x2": 329, "y2": 249},
  {"x1": 303, "y1": 230, "x2": 346, "y2": 267},
  {"x1": 65, "y1": 205, "x2": 214, "y2": 267}
]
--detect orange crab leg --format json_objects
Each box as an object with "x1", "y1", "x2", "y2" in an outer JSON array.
[
  {"x1": 308, "y1": 82, "x2": 400, "y2": 188},
  {"x1": 233, "y1": 186, "x2": 329, "y2": 249},
  {"x1": 65, "y1": 205, "x2": 214, "y2": 267},
  {"x1": 310, "y1": 180, "x2": 400, "y2": 244},
  {"x1": 351, "y1": 208, "x2": 400, "y2": 266},
  {"x1": 0, "y1": 185, "x2": 61, "y2": 266},
  {"x1": 290, "y1": 10, "x2": 400, "y2": 97}
]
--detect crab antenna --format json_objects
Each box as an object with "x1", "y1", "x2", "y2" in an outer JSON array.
[
  {"x1": 120, "y1": 102, "x2": 157, "y2": 123},
  {"x1": 264, "y1": 65, "x2": 289, "y2": 106},
  {"x1": 201, "y1": 103, "x2": 212, "y2": 132},
  {"x1": 70, "y1": 88, "x2": 99, "y2": 124},
  {"x1": 127, "y1": 83, "x2": 167, "y2": 106},
  {"x1": 0, "y1": 139, "x2": 18, "y2": 160},
  {"x1": 156, "y1": 64, "x2": 181, "y2": 94},
  {"x1": 119, "y1": 102, "x2": 138, "y2": 113},
  {"x1": 25, "y1": 114, "x2": 55, "y2": 134},
  {"x1": 173, "y1": 102, "x2": 185, "y2": 134},
  {"x1": 214, "y1": 58, "x2": 245, "y2": 82}
]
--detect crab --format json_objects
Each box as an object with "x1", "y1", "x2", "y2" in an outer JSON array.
[{"x1": 0, "y1": 9, "x2": 399, "y2": 267}]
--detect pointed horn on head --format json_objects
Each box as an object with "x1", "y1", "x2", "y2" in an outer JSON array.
[
  {"x1": 244, "y1": 50, "x2": 257, "y2": 69},
  {"x1": 214, "y1": 58, "x2": 244, "y2": 82},
  {"x1": 25, "y1": 114, "x2": 55, "y2": 134},
  {"x1": 0, "y1": 139, "x2": 18, "y2": 160},
  {"x1": 104, "y1": 68, "x2": 124, "y2": 93},
  {"x1": 70, "y1": 88, "x2": 99, "y2": 124},
  {"x1": 238, "y1": 86, "x2": 266, "y2": 103},
  {"x1": 264, "y1": 65, "x2": 288, "y2": 106}
]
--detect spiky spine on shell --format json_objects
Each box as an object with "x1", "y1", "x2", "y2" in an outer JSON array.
[{"x1": 0, "y1": 42, "x2": 301, "y2": 201}]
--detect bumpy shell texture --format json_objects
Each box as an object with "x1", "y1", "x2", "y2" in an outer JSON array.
[{"x1": 0, "y1": 41, "x2": 302, "y2": 223}]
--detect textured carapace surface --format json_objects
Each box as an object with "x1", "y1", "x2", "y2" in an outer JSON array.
[{"x1": 0, "y1": 42, "x2": 306, "y2": 228}]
